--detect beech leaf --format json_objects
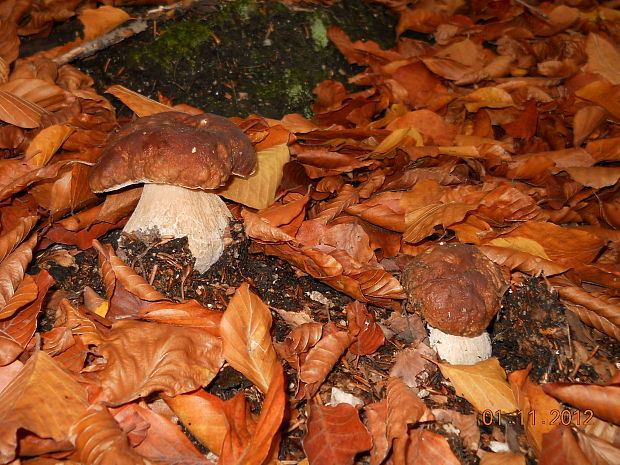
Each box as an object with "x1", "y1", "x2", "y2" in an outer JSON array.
[
  {"x1": 434, "y1": 358, "x2": 518, "y2": 413},
  {"x1": 220, "y1": 282, "x2": 279, "y2": 394},
  {"x1": 105, "y1": 85, "x2": 174, "y2": 117},
  {"x1": 542, "y1": 382, "x2": 620, "y2": 426},
  {"x1": 303, "y1": 401, "x2": 372, "y2": 465},
  {"x1": 218, "y1": 143, "x2": 290, "y2": 210}
]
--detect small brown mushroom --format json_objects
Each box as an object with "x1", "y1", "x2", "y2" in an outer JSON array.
[
  {"x1": 402, "y1": 243, "x2": 508, "y2": 365},
  {"x1": 88, "y1": 111, "x2": 257, "y2": 273}
]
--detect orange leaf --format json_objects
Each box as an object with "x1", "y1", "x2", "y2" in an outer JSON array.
[
  {"x1": 303, "y1": 401, "x2": 372, "y2": 465},
  {"x1": 220, "y1": 283, "x2": 279, "y2": 394},
  {"x1": 542, "y1": 382, "x2": 620, "y2": 426}
]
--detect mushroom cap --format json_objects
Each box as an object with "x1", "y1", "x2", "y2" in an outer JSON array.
[
  {"x1": 88, "y1": 112, "x2": 257, "y2": 193},
  {"x1": 402, "y1": 243, "x2": 507, "y2": 337}
]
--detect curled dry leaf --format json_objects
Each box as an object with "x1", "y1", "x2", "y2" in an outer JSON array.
[
  {"x1": 24, "y1": 124, "x2": 74, "y2": 167},
  {"x1": 364, "y1": 401, "x2": 389, "y2": 465},
  {"x1": 346, "y1": 301, "x2": 385, "y2": 355},
  {"x1": 0, "y1": 233, "x2": 37, "y2": 309},
  {"x1": 137, "y1": 299, "x2": 222, "y2": 331},
  {"x1": 0, "y1": 215, "x2": 37, "y2": 263},
  {"x1": 542, "y1": 382, "x2": 620, "y2": 426},
  {"x1": 574, "y1": 428, "x2": 620, "y2": 465},
  {"x1": 432, "y1": 409, "x2": 480, "y2": 451},
  {"x1": 95, "y1": 320, "x2": 223, "y2": 405},
  {"x1": 220, "y1": 282, "x2": 279, "y2": 394},
  {"x1": 242, "y1": 209, "x2": 296, "y2": 243},
  {"x1": 299, "y1": 329, "x2": 352, "y2": 385},
  {"x1": 282, "y1": 322, "x2": 323, "y2": 356},
  {"x1": 69, "y1": 403, "x2": 153, "y2": 465},
  {"x1": 303, "y1": 401, "x2": 372, "y2": 465},
  {"x1": 0, "y1": 273, "x2": 37, "y2": 319},
  {"x1": 434, "y1": 358, "x2": 518, "y2": 413},
  {"x1": 108, "y1": 248, "x2": 167, "y2": 302},
  {"x1": 0, "y1": 89, "x2": 48, "y2": 128},
  {"x1": 0, "y1": 351, "x2": 88, "y2": 463},
  {"x1": 61, "y1": 298, "x2": 105, "y2": 347}
]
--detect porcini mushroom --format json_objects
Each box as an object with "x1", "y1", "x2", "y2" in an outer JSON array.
[
  {"x1": 88, "y1": 111, "x2": 256, "y2": 273},
  {"x1": 402, "y1": 243, "x2": 508, "y2": 365}
]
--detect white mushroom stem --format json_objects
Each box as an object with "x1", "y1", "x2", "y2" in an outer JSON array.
[
  {"x1": 123, "y1": 183, "x2": 232, "y2": 273},
  {"x1": 428, "y1": 325, "x2": 492, "y2": 365}
]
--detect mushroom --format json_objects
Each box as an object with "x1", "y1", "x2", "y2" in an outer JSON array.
[
  {"x1": 88, "y1": 111, "x2": 257, "y2": 273},
  {"x1": 401, "y1": 243, "x2": 508, "y2": 365}
]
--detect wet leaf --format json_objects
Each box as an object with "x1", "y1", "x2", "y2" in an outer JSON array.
[
  {"x1": 95, "y1": 320, "x2": 223, "y2": 405},
  {"x1": 434, "y1": 358, "x2": 518, "y2": 413},
  {"x1": 220, "y1": 282, "x2": 279, "y2": 394},
  {"x1": 303, "y1": 401, "x2": 372, "y2": 465}
]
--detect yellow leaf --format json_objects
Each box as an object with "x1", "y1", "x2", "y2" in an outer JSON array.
[
  {"x1": 487, "y1": 237, "x2": 551, "y2": 260},
  {"x1": 462, "y1": 87, "x2": 514, "y2": 112},
  {"x1": 24, "y1": 125, "x2": 74, "y2": 167},
  {"x1": 435, "y1": 358, "x2": 518, "y2": 413},
  {"x1": 372, "y1": 127, "x2": 423, "y2": 156},
  {"x1": 218, "y1": 144, "x2": 290, "y2": 210},
  {"x1": 220, "y1": 283, "x2": 279, "y2": 393},
  {"x1": 94, "y1": 300, "x2": 109, "y2": 318}
]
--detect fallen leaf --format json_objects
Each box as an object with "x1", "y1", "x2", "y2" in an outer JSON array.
[
  {"x1": 434, "y1": 358, "x2": 518, "y2": 413},
  {"x1": 220, "y1": 282, "x2": 279, "y2": 394},
  {"x1": 542, "y1": 382, "x2": 620, "y2": 426},
  {"x1": 95, "y1": 320, "x2": 223, "y2": 405},
  {"x1": 24, "y1": 124, "x2": 74, "y2": 167},
  {"x1": 538, "y1": 426, "x2": 592, "y2": 465},
  {"x1": 303, "y1": 401, "x2": 372, "y2": 465},
  {"x1": 406, "y1": 428, "x2": 462, "y2": 465},
  {"x1": 0, "y1": 351, "x2": 88, "y2": 463}
]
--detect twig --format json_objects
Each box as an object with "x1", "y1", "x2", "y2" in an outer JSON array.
[
  {"x1": 52, "y1": 20, "x2": 147, "y2": 66},
  {"x1": 512, "y1": 0, "x2": 550, "y2": 19}
]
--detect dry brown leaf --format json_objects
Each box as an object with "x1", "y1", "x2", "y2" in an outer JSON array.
[
  {"x1": 0, "y1": 89, "x2": 48, "y2": 128},
  {"x1": 303, "y1": 401, "x2": 372, "y2": 465},
  {"x1": 108, "y1": 250, "x2": 167, "y2": 302},
  {"x1": 479, "y1": 452, "x2": 526, "y2": 465},
  {"x1": 542, "y1": 382, "x2": 620, "y2": 426},
  {"x1": 573, "y1": 105, "x2": 607, "y2": 147},
  {"x1": 432, "y1": 408, "x2": 480, "y2": 450},
  {"x1": 220, "y1": 282, "x2": 279, "y2": 394},
  {"x1": 406, "y1": 428, "x2": 462, "y2": 465},
  {"x1": 164, "y1": 390, "x2": 229, "y2": 456},
  {"x1": 563, "y1": 302, "x2": 620, "y2": 341},
  {"x1": 0, "y1": 273, "x2": 37, "y2": 319},
  {"x1": 479, "y1": 244, "x2": 570, "y2": 276},
  {"x1": 282, "y1": 322, "x2": 323, "y2": 356},
  {"x1": 346, "y1": 301, "x2": 385, "y2": 355},
  {"x1": 403, "y1": 202, "x2": 477, "y2": 243},
  {"x1": 558, "y1": 286, "x2": 620, "y2": 327},
  {"x1": 584, "y1": 33, "x2": 620, "y2": 85},
  {"x1": 24, "y1": 124, "x2": 75, "y2": 167},
  {"x1": 364, "y1": 401, "x2": 389, "y2": 465},
  {"x1": 242, "y1": 209, "x2": 296, "y2": 243},
  {"x1": 574, "y1": 428, "x2": 620, "y2": 465},
  {"x1": 299, "y1": 329, "x2": 352, "y2": 385},
  {"x1": 0, "y1": 233, "x2": 37, "y2": 309},
  {"x1": 95, "y1": 319, "x2": 223, "y2": 405},
  {"x1": 69, "y1": 403, "x2": 152, "y2": 465},
  {"x1": 218, "y1": 143, "x2": 290, "y2": 209},
  {"x1": 79, "y1": 6, "x2": 130, "y2": 42},
  {"x1": 0, "y1": 215, "x2": 37, "y2": 263},
  {"x1": 538, "y1": 426, "x2": 592, "y2": 465},
  {"x1": 0, "y1": 351, "x2": 88, "y2": 463},
  {"x1": 562, "y1": 166, "x2": 620, "y2": 189},
  {"x1": 509, "y1": 367, "x2": 562, "y2": 454},
  {"x1": 137, "y1": 299, "x2": 222, "y2": 330},
  {"x1": 434, "y1": 358, "x2": 518, "y2": 413},
  {"x1": 105, "y1": 85, "x2": 174, "y2": 117}
]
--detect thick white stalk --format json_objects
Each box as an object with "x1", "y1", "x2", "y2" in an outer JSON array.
[
  {"x1": 123, "y1": 183, "x2": 232, "y2": 273},
  {"x1": 428, "y1": 326, "x2": 492, "y2": 365}
]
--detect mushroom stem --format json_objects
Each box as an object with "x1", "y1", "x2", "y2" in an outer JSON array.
[
  {"x1": 427, "y1": 326, "x2": 492, "y2": 365},
  {"x1": 122, "y1": 183, "x2": 232, "y2": 273}
]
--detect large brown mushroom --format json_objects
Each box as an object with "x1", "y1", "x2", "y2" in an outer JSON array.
[
  {"x1": 402, "y1": 243, "x2": 508, "y2": 365},
  {"x1": 88, "y1": 111, "x2": 257, "y2": 273}
]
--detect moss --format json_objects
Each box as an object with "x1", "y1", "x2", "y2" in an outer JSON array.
[
  {"x1": 131, "y1": 19, "x2": 213, "y2": 71},
  {"x1": 309, "y1": 11, "x2": 329, "y2": 50}
]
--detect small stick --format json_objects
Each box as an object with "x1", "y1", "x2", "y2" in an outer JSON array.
[
  {"x1": 52, "y1": 20, "x2": 148, "y2": 66},
  {"x1": 513, "y1": 0, "x2": 550, "y2": 19}
]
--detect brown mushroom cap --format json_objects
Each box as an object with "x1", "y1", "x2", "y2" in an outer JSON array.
[
  {"x1": 88, "y1": 111, "x2": 256, "y2": 193},
  {"x1": 402, "y1": 243, "x2": 507, "y2": 337}
]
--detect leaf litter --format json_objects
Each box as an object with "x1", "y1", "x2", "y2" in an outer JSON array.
[{"x1": 0, "y1": 0, "x2": 619, "y2": 465}]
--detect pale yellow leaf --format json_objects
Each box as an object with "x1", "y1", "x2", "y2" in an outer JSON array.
[
  {"x1": 24, "y1": 125, "x2": 75, "y2": 167},
  {"x1": 372, "y1": 128, "x2": 423, "y2": 156},
  {"x1": 218, "y1": 143, "x2": 290, "y2": 210},
  {"x1": 435, "y1": 358, "x2": 518, "y2": 413},
  {"x1": 220, "y1": 283, "x2": 279, "y2": 393},
  {"x1": 487, "y1": 237, "x2": 551, "y2": 260}
]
